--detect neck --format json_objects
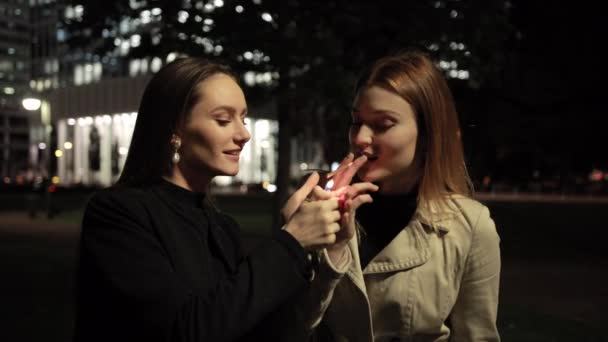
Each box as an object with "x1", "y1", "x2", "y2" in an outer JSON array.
[
  {"x1": 378, "y1": 167, "x2": 421, "y2": 195},
  {"x1": 164, "y1": 164, "x2": 212, "y2": 193}
]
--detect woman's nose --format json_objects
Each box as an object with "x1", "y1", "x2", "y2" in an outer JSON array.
[
  {"x1": 351, "y1": 125, "x2": 373, "y2": 148},
  {"x1": 235, "y1": 121, "x2": 251, "y2": 145}
]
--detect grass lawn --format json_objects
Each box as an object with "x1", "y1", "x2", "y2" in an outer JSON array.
[{"x1": 1, "y1": 195, "x2": 606, "y2": 341}]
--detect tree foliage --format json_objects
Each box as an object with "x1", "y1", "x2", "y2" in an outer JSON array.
[{"x1": 65, "y1": 0, "x2": 515, "y2": 224}]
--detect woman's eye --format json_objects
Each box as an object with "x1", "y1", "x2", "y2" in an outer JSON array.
[
  {"x1": 216, "y1": 120, "x2": 231, "y2": 126},
  {"x1": 374, "y1": 120, "x2": 395, "y2": 131}
]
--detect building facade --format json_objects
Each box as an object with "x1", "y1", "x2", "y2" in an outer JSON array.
[
  {"x1": 0, "y1": 0, "x2": 31, "y2": 179},
  {"x1": 7, "y1": 0, "x2": 326, "y2": 189}
]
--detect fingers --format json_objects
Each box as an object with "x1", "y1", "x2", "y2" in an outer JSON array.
[
  {"x1": 310, "y1": 185, "x2": 334, "y2": 201},
  {"x1": 296, "y1": 172, "x2": 321, "y2": 200},
  {"x1": 345, "y1": 182, "x2": 379, "y2": 199},
  {"x1": 350, "y1": 194, "x2": 373, "y2": 211},
  {"x1": 325, "y1": 222, "x2": 341, "y2": 235},
  {"x1": 325, "y1": 154, "x2": 353, "y2": 185},
  {"x1": 282, "y1": 172, "x2": 320, "y2": 220},
  {"x1": 330, "y1": 154, "x2": 354, "y2": 177},
  {"x1": 332, "y1": 155, "x2": 368, "y2": 189},
  {"x1": 339, "y1": 211, "x2": 356, "y2": 241}
]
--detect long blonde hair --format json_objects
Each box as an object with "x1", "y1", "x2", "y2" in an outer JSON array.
[{"x1": 355, "y1": 50, "x2": 473, "y2": 210}]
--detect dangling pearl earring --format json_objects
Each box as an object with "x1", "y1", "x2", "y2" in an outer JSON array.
[{"x1": 171, "y1": 135, "x2": 181, "y2": 164}]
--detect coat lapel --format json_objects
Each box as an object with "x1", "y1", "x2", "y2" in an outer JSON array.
[{"x1": 363, "y1": 219, "x2": 431, "y2": 274}]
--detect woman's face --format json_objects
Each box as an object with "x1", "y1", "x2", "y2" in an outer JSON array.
[
  {"x1": 178, "y1": 73, "x2": 250, "y2": 179},
  {"x1": 350, "y1": 85, "x2": 422, "y2": 193}
]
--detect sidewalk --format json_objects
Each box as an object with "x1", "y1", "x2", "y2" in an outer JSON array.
[{"x1": 0, "y1": 211, "x2": 81, "y2": 237}]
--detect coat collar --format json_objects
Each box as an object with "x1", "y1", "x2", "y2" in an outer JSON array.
[
  {"x1": 415, "y1": 195, "x2": 462, "y2": 233},
  {"x1": 362, "y1": 219, "x2": 431, "y2": 274},
  {"x1": 347, "y1": 196, "x2": 462, "y2": 276}
]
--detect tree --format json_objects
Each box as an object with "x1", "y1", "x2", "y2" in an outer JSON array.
[{"x1": 65, "y1": 0, "x2": 515, "y2": 227}]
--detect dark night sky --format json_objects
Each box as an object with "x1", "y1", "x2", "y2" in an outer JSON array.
[
  {"x1": 497, "y1": 2, "x2": 606, "y2": 170},
  {"x1": 456, "y1": 2, "x2": 607, "y2": 180},
  {"x1": 510, "y1": 2, "x2": 604, "y2": 107}
]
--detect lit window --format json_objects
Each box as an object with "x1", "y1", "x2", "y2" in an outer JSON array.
[
  {"x1": 167, "y1": 52, "x2": 177, "y2": 63},
  {"x1": 93, "y1": 62, "x2": 102, "y2": 81},
  {"x1": 120, "y1": 41, "x2": 130, "y2": 56},
  {"x1": 457, "y1": 70, "x2": 469, "y2": 79},
  {"x1": 150, "y1": 57, "x2": 162, "y2": 73},
  {"x1": 131, "y1": 34, "x2": 141, "y2": 48},
  {"x1": 44, "y1": 60, "x2": 53, "y2": 73},
  {"x1": 84, "y1": 64, "x2": 93, "y2": 84},
  {"x1": 243, "y1": 71, "x2": 255, "y2": 86},
  {"x1": 120, "y1": 18, "x2": 130, "y2": 34},
  {"x1": 177, "y1": 10, "x2": 189, "y2": 23},
  {"x1": 74, "y1": 65, "x2": 84, "y2": 85},
  {"x1": 141, "y1": 10, "x2": 151, "y2": 24},
  {"x1": 261, "y1": 12, "x2": 273, "y2": 22},
  {"x1": 74, "y1": 5, "x2": 84, "y2": 18},
  {"x1": 129, "y1": 59, "x2": 141, "y2": 77},
  {"x1": 204, "y1": 3, "x2": 214, "y2": 12},
  {"x1": 140, "y1": 59, "x2": 148, "y2": 74}
]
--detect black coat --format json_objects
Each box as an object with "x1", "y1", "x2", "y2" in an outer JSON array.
[{"x1": 73, "y1": 180, "x2": 311, "y2": 342}]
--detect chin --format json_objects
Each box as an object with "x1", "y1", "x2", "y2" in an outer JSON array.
[
  {"x1": 358, "y1": 168, "x2": 386, "y2": 183},
  {"x1": 221, "y1": 166, "x2": 239, "y2": 176}
]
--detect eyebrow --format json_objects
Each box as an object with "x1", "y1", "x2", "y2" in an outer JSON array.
[
  {"x1": 352, "y1": 107, "x2": 400, "y2": 117},
  {"x1": 210, "y1": 105, "x2": 248, "y2": 117}
]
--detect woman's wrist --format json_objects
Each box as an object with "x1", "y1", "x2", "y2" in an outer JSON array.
[{"x1": 326, "y1": 244, "x2": 350, "y2": 269}]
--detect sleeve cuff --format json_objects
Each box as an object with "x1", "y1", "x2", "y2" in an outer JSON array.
[
  {"x1": 274, "y1": 229, "x2": 318, "y2": 281},
  {"x1": 321, "y1": 247, "x2": 352, "y2": 276}
]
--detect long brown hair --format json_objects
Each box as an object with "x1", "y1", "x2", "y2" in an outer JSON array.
[
  {"x1": 355, "y1": 50, "x2": 472, "y2": 209},
  {"x1": 117, "y1": 57, "x2": 236, "y2": 186}
]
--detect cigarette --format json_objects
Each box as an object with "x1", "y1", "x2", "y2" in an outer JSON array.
[{"x1": 326, "y1": 161, "x2": 353, "y2": 178}]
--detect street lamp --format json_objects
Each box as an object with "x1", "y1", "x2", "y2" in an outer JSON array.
[
  {"x1": 22, "y1": 98, "x2": 42, "y2": 111},
  {"x1": 22, "y1": 96, "x2": 51, "y2": 183}
]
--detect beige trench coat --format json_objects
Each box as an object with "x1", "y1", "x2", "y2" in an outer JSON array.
[{"x1": 297, "y1": 195, "x2": 501, "y2": 342}]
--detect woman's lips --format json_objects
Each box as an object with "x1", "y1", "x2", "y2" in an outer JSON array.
[{"x1": 223, "y1": 151, "x2": 241, "y2": 161}]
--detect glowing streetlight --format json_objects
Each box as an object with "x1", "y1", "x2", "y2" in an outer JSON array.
[{"x1": 22, "y1": 98, "x2": 42, "y2": 111}]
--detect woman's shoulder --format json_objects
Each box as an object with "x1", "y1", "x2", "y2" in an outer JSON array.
[
  {"x1": 448, "y1": 195, "x2": 488, "y2": 219},
  {"x1": 84, "y1": 185, "x2": 158, "y2": 222},
  {"x1": 445, "y1": 194, "x2": 498, "y2": 243},
  {"x1": 88, "y1": 185, "x2": 151, "y2": 207}
]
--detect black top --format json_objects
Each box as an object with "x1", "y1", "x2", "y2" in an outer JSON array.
[
  {"x1": 74, "y1": 179, "x2": 311, "y2": 342},
  {"x1": 357, "y1": 190, "x2": 418, "y2": 268}
]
